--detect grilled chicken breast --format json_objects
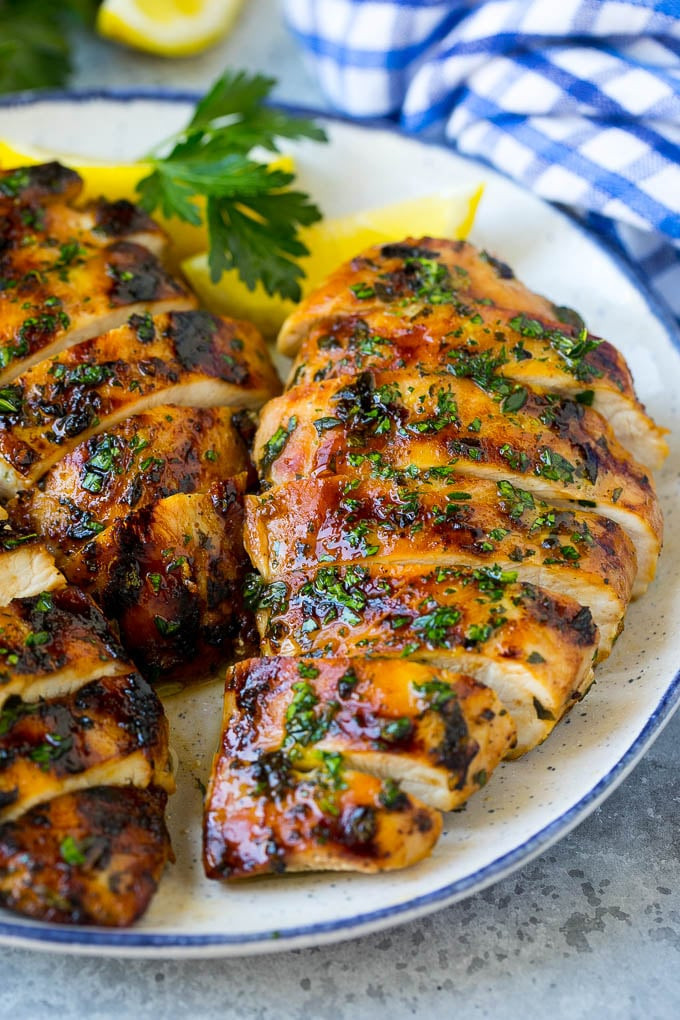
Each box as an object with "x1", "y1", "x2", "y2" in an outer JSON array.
[
  {"x1": 0, "y1": 163, "x2": 195, "y2": 383},
  {"x1": 251, "y1": 563, "x2": 598, "y2": 756},
  {"x1": 66, "y1": 480, "x2": 257, "y2": 682},
  {"x1": 278, "y1": 238, "x2": 562, "y2": 356},
  {"x1": 0, "y1": 671, "x2": 174, "y2": 823},
  {"x1": 287, "y1": 305, "x2": 666, "y2": 472},
  {"x1": 254, "y1": 373, "x2": 661, "y2": 596},
  {"x1": 8, "y1": 405, "x2": 251, "y2": 560},
  {"x1": 0, "y1": 586, "x2": 132, "y2": 711},
  {"x1": 245, "y1": 475, "x2": 636, "y2": 656},
  {"x1": 212, "y1": 657, "x2": 516, "y2": 812},
  {"x1": 0, "y1": 310, "x2": 280, "y2": 497},
  {"x1": 205, "y1": 660, "x2": 444, "y2": 878},
  {"x1": 0, "y1": 785, "x2": 171, "y2": 926}
]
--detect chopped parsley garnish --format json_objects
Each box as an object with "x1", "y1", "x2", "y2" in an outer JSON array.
[
  {"x1": 497, "y1": 479, "x2": 535, "y2": 520},
  {"x1": 536, "y1": 448, "x2": 576, "y2": 484},
  {"x1": 509, "y1": 315, "x2": 602, "y2": 382},
  {"x1": 412, "y1": 606, "x2": 462, "y2": 646},
  {"x1": 412, "y1": 679, "x2": 457, "y2": 712},
  {"x1": 59, "y1": 835, "x2": 88, "y2": 867},
  {"x1": 260, "y1": 416, "x2": 297, "y2": 471},
  {"x1": 284, "y1": 681, "x2": 338, "y2": 748}
]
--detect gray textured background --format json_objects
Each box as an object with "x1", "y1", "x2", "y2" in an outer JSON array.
[{"x1": 1, "y1": 3, "x2": 679, "y2": 1017}]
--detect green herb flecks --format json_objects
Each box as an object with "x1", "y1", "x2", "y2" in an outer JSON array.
[
  {"x1": 509, "y1": 315, "x2": 602, "y2": 383},
  {"x1": 260, "y1": 416, "x2": 297, "y2": 472}
]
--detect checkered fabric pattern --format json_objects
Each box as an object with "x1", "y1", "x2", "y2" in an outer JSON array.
[{"x1": 283, "y1": 0, "x2": 680, "y2": 326}]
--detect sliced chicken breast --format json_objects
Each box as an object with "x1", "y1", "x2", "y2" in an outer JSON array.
[
  {"x1": 251, "y1": 563, "x2": 599, "y2": 756},
  {"x1": 0, "y1": 309, "x2": 280, "y2": 497},
  {"x1": 0, "y1": 586, "x2": 132, "y2": 711},
  {"x1": 0, "y1": 672, "x2": 174, "y2": 823},
  {"x1": 205, "y1": 660, "x2": 442, "y2": 879},
  {"x1": 287, "y1": 305, "x2": 667, "y2": 472},
  {"x1": 0, "y1": 162, "x2": 195, "y2": 382},
  {"x1": 245, "y1": 475, "x2": 636, "y2": 656},
  {"x1": 66, "y1": 480, "x2": 257, "y2": 683},
  {"x1": 0, "y1": 785, "x2": 171, "y2": 926},
  {"x1": 8, "y1": 405, "x2": 252, "y2": 559},
  {"x1": 218, "y1": 656, "x2": 516, "y2": 812},
  {"x1": 278, "y1": 237, "x2": 574, "y2": 356},
  {"x1": 254, "y1": 373, "x2": 661, "y2": 596}
]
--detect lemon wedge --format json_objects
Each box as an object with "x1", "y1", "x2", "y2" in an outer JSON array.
[
  {"x1": 96, "y1": 0, "x2": 245, "y2": 57},
  {"x1": 181, "y1": 185, "x2": 484, "y2": 338}
]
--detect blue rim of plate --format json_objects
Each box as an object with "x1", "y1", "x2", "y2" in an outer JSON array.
[{"x1": 0, "y1": 87, "x2": 678, "y2": 955}]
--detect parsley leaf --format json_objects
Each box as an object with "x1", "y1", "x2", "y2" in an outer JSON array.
[
  {"x1": 136, "y1": 70, "x2": 327, "y2": 299},
  {"x1": 0, "y1": 1, "x2": 99, "y2": 95}
]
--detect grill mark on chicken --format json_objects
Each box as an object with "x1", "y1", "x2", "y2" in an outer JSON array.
[
  {"x1": 0, "y1": 671, "x2": 173, "y2": 823},
  {"x1": 287, "y1": 304, "x2": 666, "y2": 472},
  {"x1": 278, "y1": 236, "x2": 561, "y2": 356},
  {"x1": 0, "y1": 785, "x2": 171, "y2": 926},
  {"x1": 65, "y1": 480, "x2": 258, "y2": 683},
  {"x1": 245, "y1": 475, "x2": 636, "y2": 656},
  {"x1": 8, "y1": 406, "x2": 252, "y2": 559},
  {"x1": 254, "y1": 372, "x2": 661, "y2": 595},
  {"x1": 0, "y1": 310, "x2": 280, "y2": 495},
  {"x1": 249, "y1": 563, "x2": 598, "y2": 756}
]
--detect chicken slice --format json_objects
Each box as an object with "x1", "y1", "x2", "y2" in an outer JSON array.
[
  {"x1": 65, "y1": 480, "x2": 257, "y2": 683},
  {"x1": 216, "y1": 656, "x2": 516, "y2": 812},
  {"x1": 287, "y1": 306, "x2": 667, "y2": 472},
  {"x1": 0, "y1": 163, "x2": 196, "y2": 382},
  {"x1": 254, "y1": 373, "x2": 661, "y2": 596},
  {"x1": 0, "y1": 162, "x2": 83, "y2": 207},
  {"x1": 278, "y1": 237, "x2": 566, "y2": 356},
  {"x1": 245, "y1": 475, "x2": 636, "y2": 657},
  {"x1": 0, "y1": 309, "x2": 280, "y2": 497},
  {"x1": 8, "y1": 405, "x2": 252, "y2": 560},
  {"x1": 0, "y1": 672, "x2": 174, "y2": 823},
  {"x1": 205, "y1": 676, "x2": 441, "y2": 880},
  {"x1": 0, "y1": 518, "x2": 64, "y2": 604},
  {"x1": 0, "y1": 239, "x2": 195, "y2": 385},
  {"x1": 0, "y1": 586, "x2": 132, "y2": 712},
  {"x1": 0, "y1": 785, "x2": 171, "y2": 926},
  {"x1": 251, "y1": 564, "x2": 599, "y2": 756}
]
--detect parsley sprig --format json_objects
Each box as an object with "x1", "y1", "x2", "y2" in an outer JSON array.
[{"x1": 136, "y1": 71, "x2": 327, "y2": 300}]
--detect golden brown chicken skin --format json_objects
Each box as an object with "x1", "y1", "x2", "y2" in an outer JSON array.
[
  {"x1": 0, "y1": 784, "x2": 171, "y2": 926},
  {"x1": 287, "y1": 306, "x2": 666, "y2": 472},
  {"x1": 0, "y1": 671, "x2": 174, "y2": 822},
  {"x1": 251, "y1": 563, "x2": 599, "y2": 756},
  {"x1": 0, "y1": 309, "x2": 280, "y2": 496},
  {"x1": 245, "y1": 475, "x2": 636, "y2": 657},
  {"x1": 8, "y1": 405, "x2": 252, "y2": 560},
  {"x1": 278, "y1": 237, "x2": 565, "y2": 356},
  {"x1": 0, "y1": 163, "x2": 195, "y2": 383},
  {"x1": 205, "y1": 658, "x2": 444, "y2": 879},
  {"x1": 66, "y1": 479, "x2": 258, "y2": 683},
  {"x1": 212, "y1": 657, "x2": 515, "y2": 812},
  {"x1": 254, "y1": 372, "x2": 661, "y2": 596},
  {"x1": 0, "y1": 586, "x2": 132, "y2": 711}
]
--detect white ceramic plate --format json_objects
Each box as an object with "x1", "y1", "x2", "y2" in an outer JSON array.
[{"x1": 0, "y1": 92, "x2": 678, "y2": 958}]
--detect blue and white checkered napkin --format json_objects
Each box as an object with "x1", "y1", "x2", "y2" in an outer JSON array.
[{"x1": 283, "y1": 0, "x2": 680, "y2": 326}]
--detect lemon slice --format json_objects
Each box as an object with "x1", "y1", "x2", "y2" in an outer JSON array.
[
  {"x1": 97, "y1": 0, "x2": 245, "y2": 57},
  {"x1": 181, "y1": 185, "x2": 484, "y2": 338}
]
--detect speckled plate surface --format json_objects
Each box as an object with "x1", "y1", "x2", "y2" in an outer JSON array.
[{"x1": 0, "y1": 92, "x2": 678, "y2": 958}]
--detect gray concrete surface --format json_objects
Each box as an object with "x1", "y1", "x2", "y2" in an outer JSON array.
[{"x1": 0, "y1": 2, "x2": 678, "y2": 1017}]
